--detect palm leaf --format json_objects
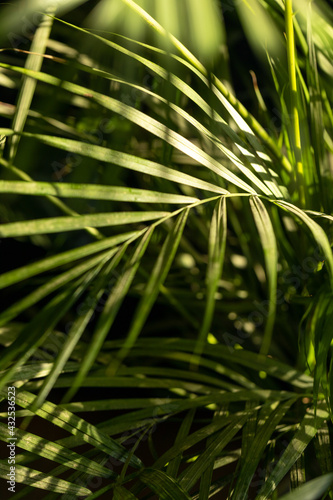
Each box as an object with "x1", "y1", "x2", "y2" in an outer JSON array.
[
  {"x1": 140, "y1": 469, "x2": 192, "y2": 500},
  {"x1": 0, "y1": 210, "x2": 169, "y2": 238},
  {"x1": 1, "y1": 388, "x2": 143, "y2": 468},
  {"x1": 256, "y1": 403, "x2": 330, "y2": 499},
  {"x1": 196, "y1": 196, "x2": 227, "y2": 354},
  {"x1": 114, "y1": 209, "x2": 189, "y2": 364},
  {"x1": 278, "y1": 473, "x2": 333, "y2": 500},
  {"x1": 250, "y1": 196, "x2": 278, "y2": 355}
]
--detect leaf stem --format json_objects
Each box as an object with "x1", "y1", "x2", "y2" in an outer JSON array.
[{"x1": 285, "y1": 0, "x2": 305, "y2": 206}]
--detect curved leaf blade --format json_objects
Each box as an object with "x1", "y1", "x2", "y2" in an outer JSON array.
[
  {"x1": 0, "y1": 231, "x2": 140, "y2": 290},
  {"x1": 0, "y1": 460, "x2": 91, "y2": 496},
  {"x1": 0, "y1": 180, "x2": 198, "y2": 204},
  {"x1": 0, "y1": 211, "x2": 169, "y2": 238},
  {"x1": 278, "y1": 473, "x2": 333, "y2": 500},
  {"x1": 196, "y1": 196, "x2": 227, "y2": 355},
  {"x1": 256, "y1": 403, "x2": 329, "y2": 499},
  {"x1": 140, "y1": 469, "x2": 192, "y2": 500},
  {"x1": 250, "y1": 196, "x2": 278, "y2": 355},
  {"x1": 0, "y1": 423, "x2": 112, "y2": 478},
  {"x1": 0, "y1": 389, "x2": 143, "y2": 469},
  {"x1": 114, "y1": 209, "x2": 189, "y2": 364}
]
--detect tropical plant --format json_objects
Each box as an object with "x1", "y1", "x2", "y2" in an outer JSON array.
[{"x1": 0, "y1": 0, "x2": 332, "y2": 498}]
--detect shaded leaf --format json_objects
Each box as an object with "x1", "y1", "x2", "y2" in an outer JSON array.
[
  {"x1": 0, "y1": 422, "x2": 112, "y2": 478},
  {"x1": 140, "y1": 469, "x2": 192, "y2": 500},
  {"x1": 0, "y1": 211, "x2": 169, "y2": 238},
  {"x1": 0, "y1": 460, "x2": 91, "y2": 496},
  {"x1": 0, "y1": 180, "x2": 198, "y2": 204},
  {"x1": 0, "y1": 389, "x2": 143, "y2": 469},
  {"x1": 278, "y1": 473, "x2": 333, "y2": 500}
]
